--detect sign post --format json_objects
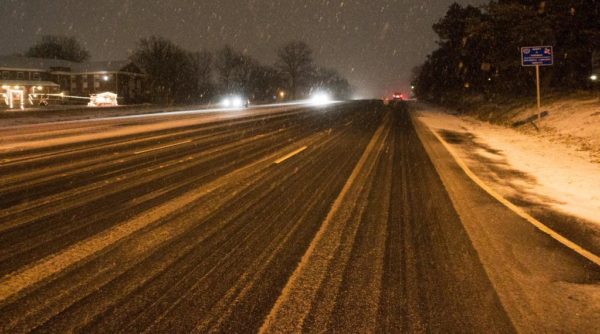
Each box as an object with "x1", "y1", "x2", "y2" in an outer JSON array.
[
  {"x1": 521, "y1": 46, "x2": 553, "y2": 124},
  {"x1": 536, "y1": 65, "x2": 541, "y2": 122}
]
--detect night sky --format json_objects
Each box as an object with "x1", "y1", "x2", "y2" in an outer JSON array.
[{"x1": 1, "y1": 0, "x2": 485, "y2": 98}]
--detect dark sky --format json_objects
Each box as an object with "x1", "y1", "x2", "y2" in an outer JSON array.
[{"x1": 0, "y1": 0, "x2": 485, "y2": 98}]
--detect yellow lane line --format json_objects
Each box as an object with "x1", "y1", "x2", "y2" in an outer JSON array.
[
  {"x1": 428, "y1": 125, "x2": 600, "y2": 267},
  {"x1": 274, "y1": 146, "x2": 308, "y2": 164},
  {"x1": 134, "y1": 140, "x2": 193, "y2": 155}
]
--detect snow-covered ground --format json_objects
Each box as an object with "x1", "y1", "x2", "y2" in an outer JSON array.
[
  {"x1": 517, "y1": 95, "x2": 600, "y2": 164},
  {"x1": 415, "y1": 104, "x2": 600, "y2": 237}
]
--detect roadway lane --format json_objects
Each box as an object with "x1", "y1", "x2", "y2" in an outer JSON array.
[{"x1": 0, "y1": 102, "x2": 595, "y2": 333}]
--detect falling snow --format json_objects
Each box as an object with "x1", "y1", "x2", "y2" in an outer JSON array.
[{"x1": 0, "y1": 0, "x2": 486, "y2": 97}]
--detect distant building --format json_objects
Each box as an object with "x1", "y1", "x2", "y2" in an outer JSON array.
[{"x1": 0, "y1": 55, "x2": 148, "y2": 106}]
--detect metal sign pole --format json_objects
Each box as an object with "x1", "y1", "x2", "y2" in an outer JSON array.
[
  {"x1": 521, "y1": 46, "x2": 553, "y2": 125},
  {"x1": 536, "y1": 64, "x2": 541, "y2": 123}
]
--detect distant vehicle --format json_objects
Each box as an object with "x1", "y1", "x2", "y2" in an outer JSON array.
[
  {"x1": 392, "y1": 92, "x2": 404, "y2": 100},
  {"x1": 220, "y1": 94, "x2": 249, "y2": 108}
]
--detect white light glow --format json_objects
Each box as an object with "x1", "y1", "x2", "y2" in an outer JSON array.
[
  {"x1": 221, "y1": 98, "x2": 231, "y2": 108},
  {"x1": 7, "y1": 89, "x2": 24, "y2": 109},
  {"x1": 221, "y1": 95, "x2": 245, "y2": 109},
  {"x1": 310, "y1": 92, "x2": 332, "y2": 106},
  {"x1": 591, "y1": 74, "x2": 598, "y2": 81},
  {"x1": 88, "y1": 92, "x2": 118, "y2": 107},
  {"x1": 232, "y1": 96, "x2": 243, "y2": 108}
]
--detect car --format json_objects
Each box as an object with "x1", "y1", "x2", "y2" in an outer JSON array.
[
  {"x1": 392, "y1": 92, "x2": 404, "y2": 100},
  {"x1": 220, "y1": 94, "x2": 249, "y2": 108}
]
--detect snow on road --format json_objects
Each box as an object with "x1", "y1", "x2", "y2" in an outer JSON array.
[{"x1": 0, "y1": 105, "x2": 307, "y2": 152}]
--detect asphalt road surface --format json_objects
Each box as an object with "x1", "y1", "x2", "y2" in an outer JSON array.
[{"x1": 0, "y1": 102, "x2": 598, "y2": 333}]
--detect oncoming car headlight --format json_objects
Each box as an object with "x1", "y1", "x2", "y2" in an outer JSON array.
[
  {"x1": 221, "y1": 95, "x2": 246, "y2": 108},
  {"x1": 310, "y1": 92, "x2": 332, "y2": 106},
  {"x1": 221, "y1": 97, "x2": 232, "y2": 108}
]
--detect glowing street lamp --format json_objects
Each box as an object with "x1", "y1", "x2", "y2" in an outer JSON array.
[{"x1": 591, "y1": 74, "x2": 598, "y2": 82}]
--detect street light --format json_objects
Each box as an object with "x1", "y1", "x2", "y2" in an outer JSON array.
[
  {"x1": 591, "y1": 74, "x2": 598, "y2": 82},
  {"x1": 102, "y1": 75, "x2": 110, "y2": 81}
]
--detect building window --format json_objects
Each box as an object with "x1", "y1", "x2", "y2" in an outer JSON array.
[
  {"x1": 17, "y1": 72, "x2": 24, "y2": 79},
  {"x1": 94, "y1": 80, "x2": 100, "y2": 88},
  {"x1": 33, "y1": 72, "x2": 40, "y2": 80},
  {"x1": 1, "y1": 71, "x2": 8, "y2": 79}
]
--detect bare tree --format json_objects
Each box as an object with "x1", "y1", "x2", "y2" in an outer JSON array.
[
  {"x1": 215, "y1": 46, "x2": 271, "y2": 99},
  {"x1": 186, "y1": 51, "x2": 213, "y2": 101},
  {"x1": 131, "y1": 36, "x2": 189, "y2": 104},
  {"x1": 215, "y1": 46, "x2": 245, "y2": 93},
  {"x1": 276, "y1": 41, "x2": 315, "y2": 99},
  {"x1": 26, "y1": 35, "x2": 90, "y2": 62},
  {"x1": 248, "y1": 64, "x2": 283, "y2": 102},
  {"x1": 311, "y1": 67, "x2": 352, "y2": 100}
]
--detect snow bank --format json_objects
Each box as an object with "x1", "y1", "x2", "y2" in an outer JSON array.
[{"x1": 416, "y1": 105, "x2": 600, "y2": 227}]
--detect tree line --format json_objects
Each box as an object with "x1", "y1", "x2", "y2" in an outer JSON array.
[
  {"x1": 413, "y1": 1, "x2": 600, "y2": 104},
  {"x1": 23, "y1": 35, "x2": 352, "y2": 104}
]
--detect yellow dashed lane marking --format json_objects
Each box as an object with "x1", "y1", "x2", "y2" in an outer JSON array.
[
  {"x1": 134, "y1": 140, "x2": 193, "y2": 155},
  {"x1": 274, "y1": 146, "x2": 308, "y2": 164}
]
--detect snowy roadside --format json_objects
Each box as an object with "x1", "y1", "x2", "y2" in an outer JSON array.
[{"x1": 414, "y1": 104, "x2": 600, "y2": 253}]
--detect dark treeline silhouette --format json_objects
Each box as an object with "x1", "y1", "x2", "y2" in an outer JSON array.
[
  {"x1": 131, "y1": 37, "x2": 351, "y2": 104},
  {"x1": 413, "y1": 1, "x2": 600, "y2": 104},
  {"x1": 26, "y1": 35, "x2": 90, "y2": 63},
  {"x1": 25, "y1": 35, "x2": 352, "y2": 105}
]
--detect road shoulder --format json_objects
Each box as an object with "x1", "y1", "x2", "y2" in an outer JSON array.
[{"x1": 411, "y1": 110, "x2": 600, "y2": 333}]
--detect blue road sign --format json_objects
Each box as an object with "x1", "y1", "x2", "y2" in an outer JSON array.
[{"x1": 521, "y1": 46, "x2": 553, "y2": 66}]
